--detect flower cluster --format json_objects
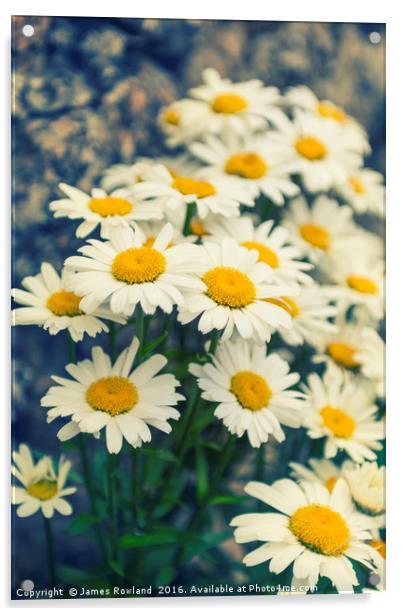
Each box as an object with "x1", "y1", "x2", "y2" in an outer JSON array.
[{"x1": 12, "y1": 69, "x2": 385, "y2": 595}]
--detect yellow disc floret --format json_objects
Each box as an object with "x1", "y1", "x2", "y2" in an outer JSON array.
[
  {"x1": 317, "y1": 101, "x2": 347, "y2": 123},
  {"x1": 370, "y1": 539, "x2": 386, "y2": 559},
  {"x1": 203, "y1": 266, "x2": 256, "y2": 308},
  {"x1": 327, "y1": 342, "x2": 360, "y2": 368},
  {"x1": 163, "y1": 107, "x2": 180, "y2": 126},
  {"x1": 349, "y1": 176, "x2": 366, "y2": 195},
  {"x1": 190, "y1": 217, "x2": 208, "y2": 237},
  {"x1": 212, "y1": 93, "x2": 248, "y2": 114},
  {"x1": 295, "y1": 136, "x2": 327, "y2": 160},
  {"x1": 27, "y1": 479, "x2": 58, "y2": 501},
  {"x1": 347, "y1": 275, "x2": 378, "y2": 295},
  {"x1": 111, "y1": 247, "x2": 166, "y2": 284},
  {"x1": 231, "y1": 370, "x2": 271, "y2": 411},
  {"x1": 171, "y1": 176, "x2": 216, "y2": 199},
  {"x1": 265, "y1": 296, "x2": 300, "y2": 318},
  {"x1": 46, "y1": 290, "x2": 83, "y2": 317},
  {"x1": 320, "y1": 405, "x2": 356, "y2": 438},
  {"x1": 299, "y1": 223, "x2": 330, "y2": 249},
  {"x1": 88, "y1": 196, "x2": 133, "y2": 217},
  {"x1": 325, "y1": 476, "x2": 338, "y2": 493},
  {"x1": 241, "y1": 241, "x2": 279, "y2": 268},
  {"x1": 289, "y1": 504, "x2": 350, "y2": 556},
  {"x1": 225, "y1": 152, "x2": 268, "y2": 179},
  {"x1": 86, "y1": 376, "x2": 138, "y2": 416}
]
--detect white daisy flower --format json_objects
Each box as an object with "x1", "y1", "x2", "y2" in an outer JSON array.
[
  {"x1": 355, "y1": 328, "x2": 385, "y2": 398},
  {"x1": 11, "y1": 262, "x2": 124, "y2": 342},
  {"x1": 201, "y1": 216, "x2": 313, "y2": 287},
  {"x1": 285, "y1": 85, "x2": 370, "y2": 155},
  {"x1": 282, "y1": 195, "x2": 358, "y2": 264},
  {"x1": 303, "y1": 367, "x2": 384, "y2": 463},
  {"x1": 322, "y1": 253, "x2": 384, "y2": 322},
  {"x1": 264, "y1": 286, "x2": 338, "y2": 347},
  {"x1": 50, "y1": 183, "x2": 163, "y2": 239},
  {"x1": 289, "y1": 458, "x2": 353, "y2": 493},
  {"x1": 11, "y1": 444, "x2": 76, "y2": 518},
  {"x1": 189, "y1": 338, "x2": 305, "y2": 448},
  {"x1": 158, "y1": 99, "x2": 213, "y2": 146},
  {"x1": 275, "y1": 111, "x2": 363, "y2": 192},
  {"x1": 41, "y1": 336, "x2": 183, "y2": 454},
  {"x1": 177, "y1": 238, "x2": 296, "y2": 344},
  {"x1": 343, "y1": 462, "x2": 385, "y2": 526},
  {"x1": 335, "y1": 168, "x2": 385, "y2": 218},
  {"x1": 190, "y1": 133, "x2": 299, "y2": 205},
  {"x1": 186, "y1": 68, "x2": 287, "y2": 137},
  {"x1": 230, "y1": 478, "x2": 379, "y2": 592},
  {"x1": 312, "y1": 318, "x2": 375, "y2": 373},
  {"x1": 64, "y1": 223, "x2": 203, "y2": 317},
  {"x1": 132, "y1": 163, "x2": 253, "y2": 221}
]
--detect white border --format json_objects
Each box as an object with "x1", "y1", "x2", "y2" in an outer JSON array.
[{"x1": 2, "y1": 1, "x2": 401, "y2": 614}]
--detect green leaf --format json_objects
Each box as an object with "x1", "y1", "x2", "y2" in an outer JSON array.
[
  {"x1": 58, "y1": 565, "x2": 95, "y2": 584},
  {"x1": 118, "y1": 533, "x2": 178, "y2": 549},
  {"x1": 140, "y1": 448, "x2": 178, "y2": 463},
  {"x1": 154, "y1": 565, "x2": 176, "y2": 586},
  {"x1": 196, "y1": 444, "x2": 208, "y2": 501},
  {"x1": 182, "y1": 531, "x2": 232, "y2": 562},
  {"x1": 108, "y1": 559, "x2": 125, "y2": 577},
  {"x1": 190, "y1": 407, "x2": 215, "y2": 436},
  {"x1": 209, "y1": 494, "x2": 249, "y2": 505},
  {"x1": 143, "y1": 331, "x2": 169, "y2": 355},
  {"x1": 68, "y1": 513, "x2": 101, "y2": 536}
]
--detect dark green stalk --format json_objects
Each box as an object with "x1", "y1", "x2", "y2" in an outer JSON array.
[
  {"x1": 182, "y1": 202, "x2": 196, "y2": 236},
  {"x1": 109, "y1": 322, "x2": 117, "y2": 362},
  {"x1": 107, "y1": 454, "x2": 119, "y2": 562},
  {"x1": 43, "y1": 516, "x2": 56, "y2": 587}
]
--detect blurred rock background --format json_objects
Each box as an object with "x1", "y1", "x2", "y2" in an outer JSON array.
[{"x1": 11, "y1": 16, "x2": 385, "y2": 595}]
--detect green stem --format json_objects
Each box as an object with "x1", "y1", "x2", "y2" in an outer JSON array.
[
  {"x1": 107, "y1": 454, "x2": 119, "y2": 562},
  {"x1": 208, "y1": 329, "x2": 220, "y2": 355},
  {"x1": 109, "y1": 322, "x2": 117, "y2": 362},
  {"x1": 136, "y1": 307, "x2": 145, "y2": 356},
  {"x1": 182, "y1": 202, "x2": 195, "y2": 236},
  {"x1": 43, "y1": 516, "x2": 56, "y2": 586}
]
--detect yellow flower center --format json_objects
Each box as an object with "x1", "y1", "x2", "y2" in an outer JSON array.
[
  {"x1": 143, "y1": 236, "x2": 174, "y2": 249},
  {"x1": 225, "y1": 152, "x2": 268, "y2": 179},
  {"x1": 370, "y1": 539, "x2": 386, "y2": 560},
  {"x1": 111, "y1": 247, "x2": 166, "y2": 284},
  {"x1": 327, "y1": 342, "x2": 360, "y2": 368},
  {"x1": 203, "y1": 266, "x2": 256, "y2": 308},
  {"x1": 88, "y1": 196, "x2": 133, "y2": 217},
  {"x1": 27, "y1": 479, "x2": 58, "y2": 501},
  {"x1": 190, "y1": 217, "x2": 208, "y2": 237},
  {"x1": 299, "y1": 223, "x2": 330, "y2": 249},
  {"x1": 317, "y1": 101, "x2": 347, "y2": 123},
  {"x1": 320, "y1": 405, "x2": 356, "y2": 438},
  {"x1": 163, "y1": 107, "x2": 180, "y2": 126},
  {"x1": 172, "y1": 176, "x2": 216, "y2": 199},
  {"x1": 212, "y1": 93, "x2": 248, "y2": 114},
  {"x1": 86, "y1": 376, "x2": 138, "y2": 416},
  {"x1": 347, "y1": 275, "x2": 378, "y2": 295},
  {"x1": 325, "y1": 476, "x2": 338, "y2": 493},
  {"x1": 46, "y1": 290, "x2": 83, "y2": 317},
  {"x1": 289, "y1": 504, "x2": 350, "y2": 556},
  {"x1": 230, "y1": 370, "x2": 271, "y2": 411},
  {"x1": 295, "y1": 136, "x2": 327, "y2": 160},
  {"x1": 241, "y1": 241, "x2": 279, "y2": 268},
  {"x1": 349, "y1": 176, "x2": 366, "y2": 195},
  {"x1": 264, "y1": 296, "x2": 300, "y2": 318}
]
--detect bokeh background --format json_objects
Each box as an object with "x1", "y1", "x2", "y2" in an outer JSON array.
[{"x1": 11, "y1": 16, "x2": 385, "y2": 596}]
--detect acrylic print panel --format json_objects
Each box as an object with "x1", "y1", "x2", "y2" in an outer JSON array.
[{"x1": 11, "y1": 16, "x2": 385, "y2": 601}]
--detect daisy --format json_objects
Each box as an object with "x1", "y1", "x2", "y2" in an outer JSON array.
[
  {"x1": 202, "y1": 216, "x2": 313, "y2": 288},
  {"x1": 274, "y1": 110, "x2": 363, "y2": 192},
  {"x1": 177, "y1": 238, "x2": 296, "y2": 344},
  {"x1": 230, "y1": 477, "x2": 379, "y2": 592},
  {"x1": 322, "y1": 253, "x2": 384, "y2": 322},
  {"x1": 190, "y1": 133, "x2": 300, "y2": 204},
  {"x1": 64, "y1": 223, "x2": 203, "y2": 317},
  {"x1": 289, "y1": 458, "x2": 353, "y2": 493},
  {"x1": 11, "y1": 262, "x2": 125, "y2": 342},
  {"x1": 50, "y1": 183, "x2": 163, "y2": 239},
  {"x1": 343, "y1": 462, "x2": 385, "y2": 526},
  {"x1": 132, "y1": 163, "x2": 253, "y2": 221},
  {"x1": 335, "y1": 168, "x2": 385, "y2": 218},
  {"x1": 355, "y1": 328, "x2": 385, "y2": 398},
  {"x1": 12, "y1": 444, "x2": 76, "y2": 518},
  {"x1": 186, "y1": 68, "x2": 287, "y2": 136},
  {"x1": 158, "y1": 99, "x2": 212, "y2": 146},
  {"x1": 285, "y1": 85, "x2": 370, "y2": 154},
  {"x1": 41, "y1": 336, "x2": 183, "y2": 454},
  {"x1": 303, "y1": 367, "x2": 384, "y2": 463},
  {"x1": 282, "y1": 195, "x2": 358, "y2": 264},
  {"x1": 189, "y1": 338, "x2": 305, "y2": 448}
]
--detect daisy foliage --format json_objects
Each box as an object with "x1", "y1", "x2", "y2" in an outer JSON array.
[{"x1": 12, "y1": 69, "x2": 384, "y2": 595}]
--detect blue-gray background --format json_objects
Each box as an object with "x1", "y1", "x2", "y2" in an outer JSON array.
[{"x1": 12, "y1": 16, "x2": 385, "y2": 594}]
